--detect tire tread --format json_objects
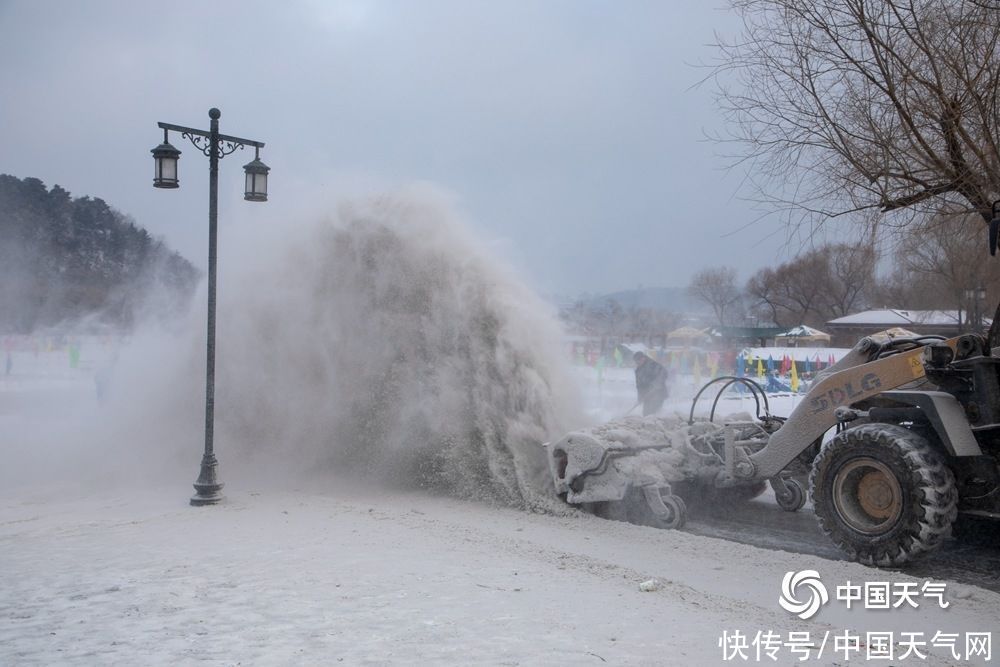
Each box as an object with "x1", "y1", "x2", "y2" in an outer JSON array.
[{"x1": 809, "y1": 423, "x2": 957, "y2": 567}]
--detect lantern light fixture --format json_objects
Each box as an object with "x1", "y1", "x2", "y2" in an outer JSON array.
[
  {"x1": 151, "y1": 129, "x2": 181, "y2": 189},
  {"x1": 243, "y1": 147, "x2": 270, "y2": 202}
]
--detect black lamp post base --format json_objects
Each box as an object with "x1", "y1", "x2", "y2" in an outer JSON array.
[{"x1": 190, "y1": 453, "x2": 224, "y2": 506}]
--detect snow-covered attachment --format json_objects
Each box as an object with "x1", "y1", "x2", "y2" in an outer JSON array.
[{"x1": 546, "y1": 415, "x2": 766, "y2": 529}]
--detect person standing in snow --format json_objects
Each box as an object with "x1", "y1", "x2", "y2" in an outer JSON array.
[{"x1": 633, "y1": 351, "x2": 668, "y2": 416}]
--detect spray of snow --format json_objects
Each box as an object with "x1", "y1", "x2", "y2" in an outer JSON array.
[
  {"x1": 2, "y1": 188, "x2": 582, "y2": 508},
  {"x1": 213, "y1": 190, "x2": 582, "y2": 506}
]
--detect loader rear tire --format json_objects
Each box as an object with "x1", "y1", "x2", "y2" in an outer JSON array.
[{"x1": 810, "y1": 423, "x2": 957, "y2": 567}]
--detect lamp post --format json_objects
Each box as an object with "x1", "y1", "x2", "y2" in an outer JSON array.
[{"x1": 151, "y1": 108, "x2": 269, "y2": 506}]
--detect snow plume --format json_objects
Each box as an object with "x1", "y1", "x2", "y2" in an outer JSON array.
[
  {"x1": 217, "y1": 191, "x2": 581, "y2": 504},
  {"x1": 2, "y1": 188, "x2": 582, "y2": 505},
  {"x1": 94, "y1": 188, "x2": 572, "y2": 507}
]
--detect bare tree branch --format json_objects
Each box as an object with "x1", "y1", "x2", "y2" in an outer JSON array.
[
  {"x1": 688, "y1": 266, "x2": 745, "y2": 326},
  {"x1": 710, "y1": 0, "x2": 1000, "y2": 226}
]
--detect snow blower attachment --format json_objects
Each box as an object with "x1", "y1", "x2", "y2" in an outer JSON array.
[
  {"x1": 547, "y1": 397, "x2": 781, "y2": 530},
  {"x1": 548, "y1": 332, "x2": 1000, "y2": 566}
]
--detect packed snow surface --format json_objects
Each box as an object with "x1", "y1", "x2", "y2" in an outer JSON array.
[{"x1": 3, "y1": 482, "x2": 996, "y2": 665}]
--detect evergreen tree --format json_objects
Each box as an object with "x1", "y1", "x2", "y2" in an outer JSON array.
[{"x1": 0, "y1": 174, "x2": 198, "y2": 332}]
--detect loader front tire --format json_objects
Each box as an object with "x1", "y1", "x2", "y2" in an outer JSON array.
[{"x1": 810, "y1": 424, "x2": 957, "y2": 567}]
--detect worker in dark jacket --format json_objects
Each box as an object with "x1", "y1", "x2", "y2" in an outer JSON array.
[{"x1": 634, "y1": 351, "x2": 669, "y2": 416}]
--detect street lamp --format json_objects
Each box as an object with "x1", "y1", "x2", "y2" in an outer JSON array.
[
  {"x1": 151, "y1": 108, "x2": 269, "y2": 506},
  {"x1": 151, "y1": 130, "x2": 181, "y2": 189},
  {"x1": 243, "y1": 149, "x2": 269, "y2": 202}
]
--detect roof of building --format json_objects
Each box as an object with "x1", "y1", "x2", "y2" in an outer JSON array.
[
  {"x1": 827, "y1": 309, "x2": 962, "y2": 327},
  {"x1": 666, "y1": 326, "x2": 709, "y2": 339},
  {"x1": 707, "y1": 326, "x2": 787, "y2": 338},
  {"x1": 777, "y1": 325, "x2": 830, "y2": 338}
]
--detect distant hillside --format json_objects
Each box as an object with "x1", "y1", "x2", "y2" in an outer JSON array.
[
  {"x1": 0, "y1": 174, "x2": 198, "y2": 332},
  {"x1": 576, "y1": 287, "x2": 705, "y2": 313}
]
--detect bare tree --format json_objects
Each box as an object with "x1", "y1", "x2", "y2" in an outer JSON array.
[
  {"x1": 713, "y1": 0, "x2": 1000, "y2": 226},
  {"x1": 746, "y1": 254, "x2": 828, "y2": 328},
  {"x1": 825, "y1": 243, "x2": 878, "y2": 317},
  {"x1": 746, "y1": 268, "x2": 786, "y2": 328},
  {"x1": 746, "y1": 244, "x2": 876, "y2": 327},
  {"x1": 877, "y1": 208, "x2": 1000, "y2": 310},
  {"x1": 688, "y1": 266, "x2": 744, "y2": 326},
  {"x1": 559, "y1": 299, "x2": 682, "y2": 340},
  {"x1": 590, "y1": 298, "x2": 626, "y2": 337}
]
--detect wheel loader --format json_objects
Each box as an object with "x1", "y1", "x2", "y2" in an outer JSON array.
[{"x1": 547, "y1": 331, "x2": 1000, "y2": 567}]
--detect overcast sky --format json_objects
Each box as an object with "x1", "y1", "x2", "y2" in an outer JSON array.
[{"x1": 0, "y1": 0, "x2": 798, "y2": 297}]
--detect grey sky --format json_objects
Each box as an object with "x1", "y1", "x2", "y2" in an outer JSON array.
[{"x1": 0, "y1": 0, "x2": 791, "y2": 297}]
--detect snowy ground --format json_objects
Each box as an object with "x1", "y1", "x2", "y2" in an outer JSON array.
[{"x1": 2, "y1": 356, "x2": 999, "y2": 665}]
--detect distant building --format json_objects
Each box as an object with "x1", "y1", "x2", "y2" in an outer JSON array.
[
  {"x1": 665, "y1": 326, "x2": 711, "y2": 348},
  {"x1": 825, "y1": 309, "x2": 986, "y2": 347},
  {"x1": 774, "y1": 325, "x2": 831, "y2": 348}
]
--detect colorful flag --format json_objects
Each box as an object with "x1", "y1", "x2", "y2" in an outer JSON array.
[
  {"x1": 767, "y1": 355, "x2": 775, "y2": 373},
  {"x1": 757, "y1": 358, "x2": 765, "y2": 378},
  {"x1": 791, "y1": 359, "x2": 800, "y2": 392}
]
